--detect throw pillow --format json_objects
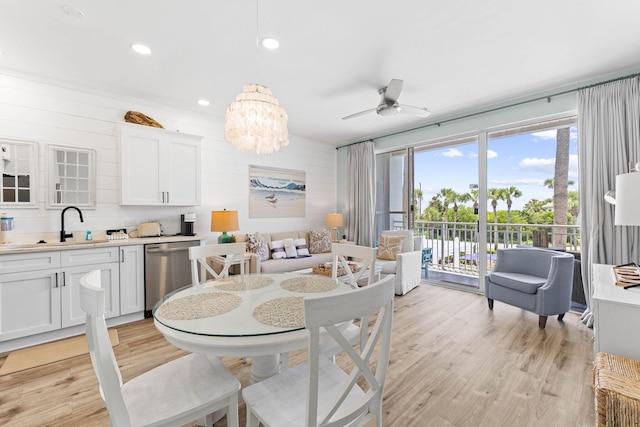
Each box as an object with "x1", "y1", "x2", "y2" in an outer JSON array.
[
  {"x1": 283, "y1": 238, "x2": 298, "y2": 258},
  {"x1": 246, "y1": 233, "x2": 269, "y2": 261},
  {"x1": 269, "y1": 240, "x2": 287, "y2": 259},
  {"x1": 377, "y1": 235, "x2": 405, "y2": 260},
  {"x1": 294, "y1": 238, "x2": 310, "y2": 256},
  {"x1": 309, "y1": 229, "x2": 332, "y2": 254}
]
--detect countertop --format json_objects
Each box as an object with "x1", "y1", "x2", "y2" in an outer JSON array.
[{"x1": 0, "y1": 235, "x2": 205, "y2": 254}]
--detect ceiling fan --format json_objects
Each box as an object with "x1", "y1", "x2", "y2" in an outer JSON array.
[{"x1": 342, "y1": 79, "x2": 431, "y2": 120}]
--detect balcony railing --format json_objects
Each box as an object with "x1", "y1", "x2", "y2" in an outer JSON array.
[{"x1": 406, "y1": 220, "x2": 581, "y2": 276}]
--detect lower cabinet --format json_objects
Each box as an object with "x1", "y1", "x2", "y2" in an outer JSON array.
[
  {"x1": 119, "y1": 245, "x2": 144, "y2": 315},
  {"x1": 0, "y1": 246, "x2": 126, "y2": 342}
]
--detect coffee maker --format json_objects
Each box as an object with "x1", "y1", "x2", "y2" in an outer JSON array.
[{"x1": 180, "y1": 212, "x2": 196, "y2": 236}]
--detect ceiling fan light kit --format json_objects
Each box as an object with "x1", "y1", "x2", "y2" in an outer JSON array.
[
  {"x1": 342, "y1": 78, "x2": 431, "y2": 120},
  {"x1": 224, "y1": 83, "x2": 289, "y2": 154}
]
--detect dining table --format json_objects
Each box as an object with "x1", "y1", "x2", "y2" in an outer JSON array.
[{"x1": 152, "y1": 272, "x2": 356, "y2": 383}]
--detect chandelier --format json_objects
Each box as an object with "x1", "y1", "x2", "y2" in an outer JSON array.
[{"x1": 224, "y1": 83, "x2": 289, "y2": 154}]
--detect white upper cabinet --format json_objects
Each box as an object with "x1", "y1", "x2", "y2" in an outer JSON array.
[{"x1": 119, "y1": 122, "x2": 202, "y2": 206}]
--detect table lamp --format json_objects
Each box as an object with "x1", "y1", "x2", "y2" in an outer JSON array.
[
  {"x1": 614, "y1": 172, "x2": 640, "y2": 225},
  {"x1": 326, "y1": 213, "x2": 344, "y2": 243},
  {"x1": 211, "y1": 209, "x2": 239, "y2": 243}
]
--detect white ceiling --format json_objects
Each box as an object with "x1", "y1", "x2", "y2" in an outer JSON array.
[{"x1": 1, "y1": 1, "x2": 640, "y2": 146}]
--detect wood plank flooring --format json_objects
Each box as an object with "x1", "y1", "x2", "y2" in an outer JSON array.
[{"x1": 0, "y1": 283, "x2": 596, "y2": 426}]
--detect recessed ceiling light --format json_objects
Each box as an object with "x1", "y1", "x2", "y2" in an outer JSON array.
[
  {"x1": 261, "y1": 38, "x2": 279, "y2": 50},
  {"x1": 60, "y1": 5, "x2": 85, "y2": 18},
  {"x1": 130, "y1": 43, "x2": 151, "y2": 55},
  {"x1": 197, "y1": 99, "x2": 210, "y2": 107}
]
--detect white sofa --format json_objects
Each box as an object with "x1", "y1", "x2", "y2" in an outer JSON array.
[
  {"x1": 375, "y1": 230, "x2": 423, "y2": 295},
  {"x1": 241, "y1": 231, "x2": 333, "y2": 274}
]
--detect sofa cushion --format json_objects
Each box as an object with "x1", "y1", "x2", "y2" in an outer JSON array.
[
  {"x1": 488, "y1": 271, "x2": 546, "y2": 294},
  {"x1": 309, "y1": 229, "x2": 332, "y2": 254},
  {"x1": 269, "y1": 240, "x2": 287, "y2": 259},
  {"x1": 376, "y1": 259, "x2": 397, "y2": 275},
  {"x1": 294, "y1": 238, "x2": 309, "y2": 256},
  {"x1": 246, "y1": 233, "x2": 269, "y2": 261},
  {"x1": 380, "y1": 230, "x2": 414, "y2": 253},
  {"x1": 283, "y1": 238, "x2": 298, "y2": 258},
  {"x1": 377, "y1": 235, "x2": 404, "y2": 260}
]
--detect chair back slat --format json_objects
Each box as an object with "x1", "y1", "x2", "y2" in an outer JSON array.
[
  {"x1": 189, "y1": 242, "x2": 247, "y2": 284},
  {"x1": 331, "y1": 243, "x2": 377, "y2": 288},
  {"x1": 80, "y1": 270, "x2": 131, "y2": 426},
  {"x1": 303, "y1": 274, "x2": 395, "y2": 427}
]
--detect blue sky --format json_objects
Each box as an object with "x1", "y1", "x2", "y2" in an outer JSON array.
[{"x1": 414, "y1": 126, "x2": 578, "y2": 211}]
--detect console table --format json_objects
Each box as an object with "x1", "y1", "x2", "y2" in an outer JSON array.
[{"x1": 592, "y1": 263, "x2": 640, "y2": 360}]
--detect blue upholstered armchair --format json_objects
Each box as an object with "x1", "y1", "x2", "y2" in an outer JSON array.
[{"x1": 485, "y1": 247, "x2": 574, "y2": 329}]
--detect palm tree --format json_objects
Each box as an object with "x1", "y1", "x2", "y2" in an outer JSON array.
[
  {"x1": 549, "y1": 127, "x2": 571, "y2": 247},
  {"x1": 487, "y1": 188, "x2": 505, "y2": 250},
  {"x1": 435, "y1": 188, "x2": 457, "y2": 222},
  {"x1": 503, "y1": 186, "x2": 522, "y2": 245},
  {"x1": 414, "y1": 187, "x2": 424, "y2": 220}
]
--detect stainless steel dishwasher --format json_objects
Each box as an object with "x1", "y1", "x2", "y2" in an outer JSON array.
[{"x1": 144, "y1": 240, "x2": 200, "y2": 317}]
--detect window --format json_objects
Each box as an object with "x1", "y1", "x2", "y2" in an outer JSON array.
[
  {"x1": 48, "y1": 146, "x2": 96, "y2": 208},
  {"x1": 0, "y1": 139, "x2": 37, "y2": 207}
]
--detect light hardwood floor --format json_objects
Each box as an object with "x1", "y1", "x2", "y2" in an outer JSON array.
[{"x1": 0, "y1": 283, "x2": 596, "y2": 427}]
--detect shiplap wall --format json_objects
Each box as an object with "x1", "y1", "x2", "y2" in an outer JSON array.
[{"x1": 0, "y1": 72, "x2": 337, "y2": 241}]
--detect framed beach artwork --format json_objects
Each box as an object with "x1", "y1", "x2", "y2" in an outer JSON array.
[{"x1": 249, "y1": 165, "x2": 306, "y2": 218}]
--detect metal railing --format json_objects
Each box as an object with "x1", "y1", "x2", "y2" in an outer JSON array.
[{"x1": 402, "y1": 220, "x2": 581, "y2": 276}]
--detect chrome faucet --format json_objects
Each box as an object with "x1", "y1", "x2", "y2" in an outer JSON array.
[{"x1": 60, "y1": 206, "x2": 84, "y2": 242}]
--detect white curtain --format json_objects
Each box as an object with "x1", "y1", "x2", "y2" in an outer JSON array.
[
  {"x1": 578, "y1": 76, "x2": 640, "y2": 327},
  {"x1": 346, "y1": 141, "x2": 376, "y2": 246}
]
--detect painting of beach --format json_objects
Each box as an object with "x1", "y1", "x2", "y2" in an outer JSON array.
[{"x1": 249, "y1": 165, "x2": 306, "y2": 218}]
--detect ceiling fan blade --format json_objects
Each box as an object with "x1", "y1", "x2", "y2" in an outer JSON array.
[
  {"x1": 398, "y1": 104, "x2": 431, "y2": 117},
  {"x1": 341, "y1": 108, "x2": 376, "y2": 120},
  {"x1": 383, "y1": 79, "x2": 403, "y2": 103}
]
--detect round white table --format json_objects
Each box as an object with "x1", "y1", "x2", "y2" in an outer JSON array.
[{"x1": 153, "y1": 272, "x2": 354, "y2": 383}]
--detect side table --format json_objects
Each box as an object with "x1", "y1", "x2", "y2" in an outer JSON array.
[{"x1": 422, "y1": 247, "x2": 433, "y2": 277}]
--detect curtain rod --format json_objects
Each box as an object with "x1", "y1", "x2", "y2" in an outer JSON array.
[{"x1": 336, "y1": 71, "x2": 640, "y2": 150}]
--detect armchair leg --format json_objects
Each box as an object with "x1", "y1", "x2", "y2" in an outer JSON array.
[
  {"x1": 558, "y1": 313, "x2": 565, "y2": 322},
  {"x1": 487, "y1": 298, "x2": 494, "y2": 310},
  {"x1": 538, "y1": 316, "x2": 548, "y2": 329}
]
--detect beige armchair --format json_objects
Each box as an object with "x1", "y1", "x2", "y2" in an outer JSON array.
[{"x1": 375, "y1": 230, "x2": 423, "y2": 295}]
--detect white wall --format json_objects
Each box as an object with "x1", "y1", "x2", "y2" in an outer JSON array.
[{"x1": 0, "y1": 72, "x2": 337, "y2": 241}]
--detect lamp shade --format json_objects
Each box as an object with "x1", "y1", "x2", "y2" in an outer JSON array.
[
  {"x1": 615, "y1": 172, "x2": 640, "y2": 225},
  {"x1": 211, "y1": 210, "x2": 239, "y2": 232},
  {"x1": 326, "y1": 213, "x2": 344, "y2": 228}
]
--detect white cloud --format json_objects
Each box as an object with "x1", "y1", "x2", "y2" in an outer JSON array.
[
  {"x1": 519, "y1": 157, "x2": 555, "y2": 173},
  {"x1": 442, "y1": 148, "x2": 463, "y2": 158},
  {"x1": 487, "y1": 150, "x2": 498, "y2": 159},
  {"x1": 532, "y1": 130, "x2": 557, "y2": 140}
]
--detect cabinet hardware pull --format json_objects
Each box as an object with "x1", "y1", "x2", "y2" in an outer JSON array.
[
  {"x1": 162, "y1": 191, "x2": 165, "y2": 203},
  {"x1": 55, "y1": 272, "x2": 59, "y2": 288},
  {"x1": 62, "y1": 271, "x2": 66, "y2": 287},
  {"x1": 121, "y1": 249, "x2": 125, "y2": 263},
  {"x1": 166, "y1": 192, "x2": 169, "y2": 203}
]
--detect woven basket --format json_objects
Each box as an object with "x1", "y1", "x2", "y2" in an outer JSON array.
[
  {"x1": 312, "y1": 262, "x2": 360, "y2": 277},
  {"x1": 594, "y1": 352, "x2": 640, "y2": 426}
]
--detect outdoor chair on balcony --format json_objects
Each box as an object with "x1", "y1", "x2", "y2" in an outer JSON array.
[{"x1": 485, "y1": 247, "x2": 574, "y2": 328}]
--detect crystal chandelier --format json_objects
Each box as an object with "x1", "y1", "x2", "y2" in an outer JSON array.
[{"x1": 224, "y1": 83, "x2": 289, "y2": 154}]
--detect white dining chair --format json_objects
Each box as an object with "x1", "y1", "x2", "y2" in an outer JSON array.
[
  {"x1": 189, "y1": 242, "x2": 247, "y2": 284},
  {"x1": 80, "y1": 270, "x2": 240, "y2": 427},
  {"x1": 242, "y1": 273, "x2": 395, "y2": 427},
  {"x1": 322, "y1": 243, "x2": 379, "y2": 360},
  {"x1": 331, "y1": 243, "x2": 378, "y2": 287}
]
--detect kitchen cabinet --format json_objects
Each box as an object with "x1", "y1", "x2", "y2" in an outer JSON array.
[
  {"x1": 592, "y1": 263, "x2": 640, "y2": 360},
  {"x1": 119, "y1": 121, "x2": 202, "y2": 206},
  {"x1": 119, "y1": 245, "x2": 144, "y2": 315},
  {"x1": 0, "y1": 247, "x2": 119, "y2": 342}
]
